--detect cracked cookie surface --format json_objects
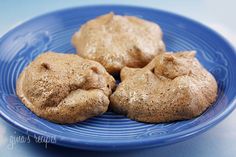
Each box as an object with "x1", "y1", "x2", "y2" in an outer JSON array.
[
  {"x1": 16, "y1": 52, "x2": 115, "y2": 124},
  {"x1": 110, "y1": 51, "x2": 218, "y2": 123},
  {"x1": 72, "y1": 12, "x2": 165, "y2": 74}
]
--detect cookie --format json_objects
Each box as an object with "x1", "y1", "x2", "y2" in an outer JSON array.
[
  {"x1": 110, "y1": 51, "x2": 218, "y2": 123},
  {"x1": 16, "y1": 52, "x2": 116, "y2": 124},
  {"x1": 72, "y1": 12, "x2": 165, "y2": 73}
]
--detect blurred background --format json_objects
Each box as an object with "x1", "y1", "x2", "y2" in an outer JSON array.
[
  {"x1": 0, "y1": 0, "x2": 235, "y2": 157},
  {"x1": 1, "y1": 0, "x2": 236, "y2": 46}
]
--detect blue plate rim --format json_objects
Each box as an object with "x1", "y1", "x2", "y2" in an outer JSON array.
[{"x1": 0, "y1": 5, "x2": 236, "y2": 150}]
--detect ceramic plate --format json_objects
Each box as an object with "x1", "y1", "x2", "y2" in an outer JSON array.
[{"x1": 0, "y1": 5, "x2": 236, "y2": 151}]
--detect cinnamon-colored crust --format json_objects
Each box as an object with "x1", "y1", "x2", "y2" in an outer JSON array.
[
  {"x1": 110, "y1": 51, "x2": 218, "y2": 123},
  {"x1": 16, "y1": 52, "x2": 115, "y2": 124},
  {"x1": 72, "y1": 12, "x2": 165, "y2": 74}
]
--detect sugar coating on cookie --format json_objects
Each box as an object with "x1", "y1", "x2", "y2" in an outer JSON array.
[
  {"x1": 16, "y1": 52, "x2": 116, "y2": 124},
  {"x1": 110, "y1": 51, "x2": 218, "y2": 123},
  {"x1": 72, "y1": 12, "x2": 165, "y2": 73}
]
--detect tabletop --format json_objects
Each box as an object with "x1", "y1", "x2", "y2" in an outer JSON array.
[{"x1": 0, "y1": 0, "x2": 236, "y2": 157}]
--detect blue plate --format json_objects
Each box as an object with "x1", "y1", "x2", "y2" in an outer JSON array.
[{"x1": 0, "y1": 5, "x2": 236, "y2": 151}]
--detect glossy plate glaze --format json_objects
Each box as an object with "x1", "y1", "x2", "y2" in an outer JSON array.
[{"x1": 0, "y1": 5, "x2": 236, "y2": 151}]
